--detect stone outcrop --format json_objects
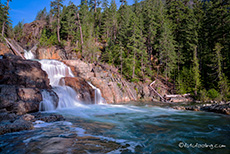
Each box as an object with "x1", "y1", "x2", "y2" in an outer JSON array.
[
  {"x1": 36, "y1": 46, "x2": 67, "y2": 60},
  {"x1": 0, "y1": 54, "x2": 61, "y2": 135},
  {"x1": 61, "y1": 77, "x2": 95, "y2": 104},
  {"x1": 0, "y1": 43, "x2": 11, "y2": 55},
  {"x1": 21, "y1": 20, "x2": 46, "y2": 50},
  {"x1": 0, "y1": 54, "x2": 51, "y2": 89},
  {"x1": 63, "y1": 60, "x2": 154, "y2": 104},
  {"x1": 173, "y1": 102, "x2": 230, "y2": 115}
]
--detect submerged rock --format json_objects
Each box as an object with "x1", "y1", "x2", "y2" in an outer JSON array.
[
  {"x1": 0, "y1": 119, "x2": 34, "y2": 135},
  {"x1": 173, "y1": 102, "x2": 230, "y2": 115}
]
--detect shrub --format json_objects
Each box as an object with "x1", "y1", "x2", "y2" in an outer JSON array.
[
  {"x1": 207, "y1": 88, "x2": 220, "y2": 100},
  {"x1": 199, "y1": 89, "x2": 209, "y2": 102}
]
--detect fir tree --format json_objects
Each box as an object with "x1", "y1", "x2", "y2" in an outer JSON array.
[{"x1": 50, "y1": 0, "x2": 64, "y2": 43}]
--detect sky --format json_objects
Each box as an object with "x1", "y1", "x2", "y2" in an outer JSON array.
[{"x1": 6, "y1": 0, "x2": 135, "y2": 27}]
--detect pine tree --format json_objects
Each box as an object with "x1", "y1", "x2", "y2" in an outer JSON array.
[
  {"x1": 1, "y1": 0, "x2": 11, "y2": 37},
  {"x1": 192, "y1": 45, "x2": 201, "y2": 96},
  {"x1": 36, "y1": 7, "x2": 48, "y2": 21},
  {"x1": 60, "y1": 3, "x2": 78, "y2": 42},
  {"x1": 50, "y1": 0, "x2": 64, "y2": 43}
]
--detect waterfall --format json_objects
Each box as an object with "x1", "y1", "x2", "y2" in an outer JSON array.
[
  {"x1": 24, "y1": 50, "x2": 35, "y2": 59},
  {"x1": 88, "y1": 82, "x2": 106, "y2": 104},
  {"x1": 24, "y1": 50, "x2": 106, "y2": 110},
  {"x1": 39, "y1": 59, "x2": 82, "y2": 110}
]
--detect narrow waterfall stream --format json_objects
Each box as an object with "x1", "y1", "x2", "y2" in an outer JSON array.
[
  {"x1": 24, "y1": 50, "x2": 35, "y2": 59},
  {"x1": 88, "y1": 82, "x2": 106, "y2": 104}
]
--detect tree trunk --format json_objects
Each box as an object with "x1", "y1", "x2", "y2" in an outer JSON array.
[
  {"x1": 94, "y1": 0, "x2": 97, "y2": 12},
  {"x1": 1, "y1": 0, "x2": 10, "y2": 36},
  {"x1": 120, "y1": 48, "x2": 123, "y2": 76},
  {"x1": 77, "y1": 12, "x2": 84, "y2": 46},
  {"x1": 57, "y1": 5, "x2": 61, "y2": 43},
  {"x1": 132, "y1": 50, "x2": 136, "y2": 79}
]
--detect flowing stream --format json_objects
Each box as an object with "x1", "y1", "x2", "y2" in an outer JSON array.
[{"x1": 0, "y1": 51, "x2": 229, "y2": 153}]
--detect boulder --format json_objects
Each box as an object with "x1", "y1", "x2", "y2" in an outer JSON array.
[
  {"x1": 32, "y1": 113, "x2": 65, "y2": 122},
  {"x1": 0, "y1": 43, "x2": 11, "y2": 55},
  {"x1": 0, "y1": 85, "x2": 18, "y2": 110},
  {"x1": 0, "y1": 55, "x2": 51, "y2": 89},
  {"x1": 63, "y1": 60, "x2": 94, "y2": 79},
  {"x1": 201, "y1": 103, "x2": 230, "y2": 115},
  {"x1": 17, "y1": 88, "x2": 42, "y2": 102},
  {"x1": 0, "y1": 54, "x2": 53, "y2": 115},
  {"x1": 40, "y1": 89, "x2": 59, "y2": 110},
  {"x1": 61, "y1": 77, "x2": 95, "y2": 104},
  {"x1": 0, "y1": 119, "x2": 34, "y2": 135},
  {"x1": 0, "y1": 109, "x2": 17, "y2": 122},
  {"x1": 90, "y1": 77, "x2": 114, "y2": 104}
]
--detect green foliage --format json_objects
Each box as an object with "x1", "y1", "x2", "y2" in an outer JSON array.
[
  {"x1": 13, "y1": 21, "x2": 24, "y2": 41},
  {"x1": 199, "y1": 89, "x2": 209, "y2": 102},
  {"x1": 207, "y1": 89, "x2": 220, "y2": 100},
  {"x1": 39, "y1": 29, "x2": 58, "y2": 47},
  {"x1": 35, "y1": 7, "x2": 47, "y2": 21},
  {"x1": 192, "y1": 46, "x2": 201, "y2": 96},
  {"x1": 176, "y1": 67, "x2": 193, "y2": 94}
]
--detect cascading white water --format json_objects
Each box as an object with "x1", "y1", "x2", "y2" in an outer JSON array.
[
  {"x1": 39, "y1": 90, "x2": 56, "y2": 111},
  {"x1": 24, "y1": 51, "x2": 106, "y2": 110},
  {"x1": 24, "y1": 50, "x2": 35, "y2": 59},
  {"x1": 39, "y1": 59, "x2": 83, "y2": 110},
  {"x1": 88, "y1": 82, "x2": 106, "y2": 104}
]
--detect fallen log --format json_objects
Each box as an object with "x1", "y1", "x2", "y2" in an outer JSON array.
[
  {"x1": 165, "y1": 93, "x2": 191, "y2": 98},
  {"x1": 4, "y1": 37, "x2": 25, "y2": 59},
  {"x1": 149, "y1": 80, "x2": 167, "y2": 102}
]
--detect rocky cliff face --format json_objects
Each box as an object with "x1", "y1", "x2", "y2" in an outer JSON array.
[
  {"x1": 36, "y1": 46, "x2": 68, "y2": 60},
  {"x1": 0, "y1": 43, "x2": 11, "y2": 55},
  {"x1": 63, "y1": 60, "x2": 155, "y2": 104},
  {"x1": 0, "y1": 54, "x2": 57, "y2": 115}
]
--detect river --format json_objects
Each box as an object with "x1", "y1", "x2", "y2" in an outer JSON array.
[{"x1": 1, "y1": 51, "x2": 228, "y2": 153}]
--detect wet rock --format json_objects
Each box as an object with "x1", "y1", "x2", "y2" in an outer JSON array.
[
  {"x1": 0, "y1": 119, "x2": 34, "y2": 135},
  {"x1": 17, "y1": 88, "x2": 42, "y2": 102},
  {"x1": 201, "y1": 103, "x2": 230, "y2": 115},
  {"x1": 173, "y1": 103, "x2": 230, "y2": 115},
  {"x1": 0, "y1": 54, "x2": 52, "y2": 115},
  {"x1": 32, "y1": 113, "x2": 65, "y2": 122},
  {"x1": 173, "y1": 106, "x2": 186, "y2": 110},
  {"x1": 12, "y1": 101, "x2": 40, "y2": 115},
  {"x1": 90, "y1": 77, "x2": 114, "y2": 104},
  {"x1": 21, "y1": 114, "x2": 35, "y2": 121},
  {"x1": 40, "y1": 89, "x2": 59, "y2": 110},
  {"x1": 61, "y1": 77, "x2": 94, "y2": 104},
  {"x1": 185, "y1": 106, "x2": 201, "y2": 111},
  {"x1": 0, "y1": 109, "x2": 17, "y2": 122},
  {"x1": 0, "y1": 85, "x2": 17, "y2": 109}
]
